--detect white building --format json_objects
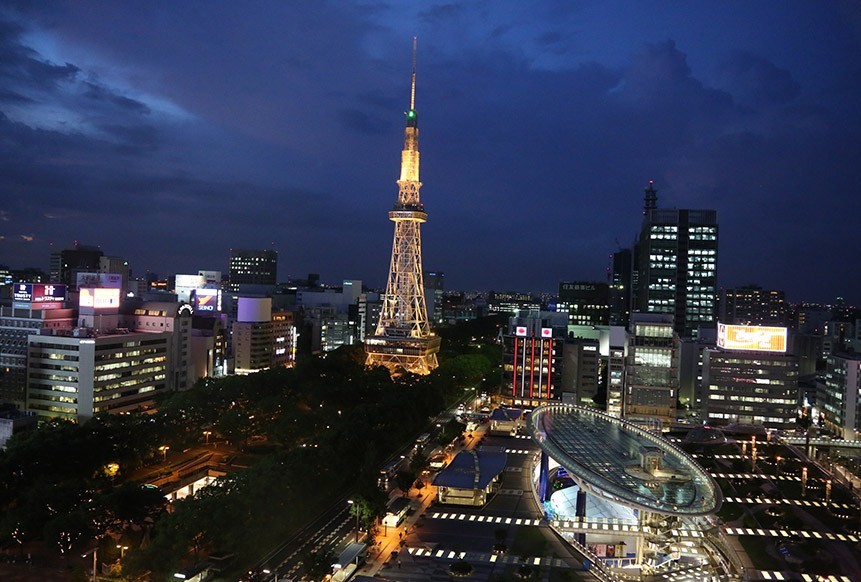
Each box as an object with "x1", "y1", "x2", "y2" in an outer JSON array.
[{"x1": 26, "y1": 331, "x2": 172, "y2": 422}]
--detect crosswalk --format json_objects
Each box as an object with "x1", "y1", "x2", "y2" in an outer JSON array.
[
  {"x1": 710, "y1": 472, "x2": 802, "y2": 481},
  {"x1": 406, "y1": 546, "x2": 568, "y2": 568},
  {"x1": 723, "y1": 527, "x2": 859, "y2": 542},
  {"x1": 735, "y1": 571, "x2": 856, "y2": 582},
  {"x1": 428, "y1": 511, "x2": 542, "y2": 526},
  {"x1": 723, "y1": 496, "x2": 855, "y2": 509}
]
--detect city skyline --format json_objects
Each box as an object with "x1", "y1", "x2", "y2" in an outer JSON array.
[{"x1": 1, "y1": 2, "x2": 860, "y2": 304}]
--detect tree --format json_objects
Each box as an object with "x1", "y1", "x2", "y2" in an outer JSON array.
[
  {"x1": 395, "y1": 470, "x2": 417, "y2": 495},
  {"x1": 217, "y1": 408, "x2": 253, "y2": 446},
  {"x1": 303, "y1": 549, "x2": 335, "y2": 580}
]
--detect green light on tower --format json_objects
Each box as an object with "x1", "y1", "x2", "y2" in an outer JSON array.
[{"x1": 407, "y1": 110, "x2": 416, "y2": 119}]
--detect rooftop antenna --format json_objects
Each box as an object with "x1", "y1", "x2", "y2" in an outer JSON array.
[{"x1": 410, "y1": 36, "x2": 417, "y2": 111}]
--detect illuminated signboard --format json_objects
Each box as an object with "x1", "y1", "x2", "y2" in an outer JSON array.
[
  {"x1": 193, "y1": 288, "x2": 222, "y2": 313},
  {"x1": 515, "y1": 326, "x2": 528, "y2": 337},
  {"x1": 79, "y1": 287, "x2": 121, "y2": 309},
  {"x1": 717, "y1": 323, "x2": 788, "y2": 353},
  {"x1": 76, "y1": 273, "x2": 122, "y2": 289},
  {"x1": 541, "y1": 327, "x2": 553, "y2": 338},
  {"x1": 13, "y1": 283, "x2": 67, "y2": 303}
]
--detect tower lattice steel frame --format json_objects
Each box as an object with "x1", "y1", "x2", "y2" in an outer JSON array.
[{"x1": 365, "y1": 39, "x2": 440, "y2": 375}]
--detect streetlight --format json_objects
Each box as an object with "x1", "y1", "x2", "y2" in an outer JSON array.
[
  {"x1": 347, "y1": 500, "x2": 359, "y2": 542},
  {"x1": 116, "y1": 545, "x2": 128, "y2": 559},
  {"x1": 159, "y1": 445, "x2": 170, "y2": 462},
  {"x1": 82, "y1": 547, "x2": 98, "y2": 582},
  {"x1": 203, "y1": 430, "x2": 212, "y2": 445}
]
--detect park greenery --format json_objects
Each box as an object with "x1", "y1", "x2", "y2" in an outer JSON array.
[{"x1": 0, "y1": 315, "x2": 504, "y2": 579}]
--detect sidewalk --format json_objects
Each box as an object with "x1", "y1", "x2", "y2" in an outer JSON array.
[
  {"x1": 359, "y1": 490, "x2": 435, "y2": 576},
  {"x1": 358, "y1": 426, "x2": 489, "y2": 577}
]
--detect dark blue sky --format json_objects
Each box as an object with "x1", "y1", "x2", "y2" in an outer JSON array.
[{"x1": 1, "y1": 2, "x2": 860, "y2": 304}]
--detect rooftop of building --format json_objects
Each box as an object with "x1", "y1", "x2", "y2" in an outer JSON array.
[
  {"x1": 529, "y1": 403, "x2": 721, "y2": 516},
  {"x1": 489, "y1": 407, "x2": 523, "y2": 422},
  {"x1": 431, "y1": 447, "x2": 507, "y2": 490}
]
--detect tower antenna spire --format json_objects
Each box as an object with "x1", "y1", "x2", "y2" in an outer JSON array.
[{"x1": 410, "y1": 36, "x2": 417, "y2": 111}]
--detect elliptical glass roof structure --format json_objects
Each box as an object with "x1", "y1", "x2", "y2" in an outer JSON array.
[{"x1": 529, "y1": 403, "x2": 721, "y2": 516}]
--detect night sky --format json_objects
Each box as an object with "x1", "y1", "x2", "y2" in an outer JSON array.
[{"x1": 1, "y1": 2, "x2": 860, "y2": 304}]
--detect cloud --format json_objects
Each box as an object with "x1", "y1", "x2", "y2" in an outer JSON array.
[
  {"x1": 337, "y1": 108, "x2": 388, "y2": 135},
  {"x1": 716, "y1": 52, "x2": 800, "y2": 108}
]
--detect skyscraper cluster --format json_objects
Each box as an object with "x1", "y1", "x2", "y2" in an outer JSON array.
[{"x1": 499, "y1": 181, "x2": 860, "y2": 438}]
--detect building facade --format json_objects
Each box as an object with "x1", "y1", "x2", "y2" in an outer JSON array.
[
  {"x1": 0, "y1": 306, "x2": 75, "y2": 407},
  {"x1": 637, "y1": 203, "x2": 718, "y2": 339},
  {"x1": 502, "y1": 311, "x2": 565, "y2": 407},
  {"x1": 561, "y1": 339, "x2": 600, "y2": 406},
  {"x1": 50, "y1": 244, "x2": 103, "y2": 288},
  {"x1": 228, "y1": 249, "x2": 277, "y2": 292},
  {"x1": 720, "y1": 286, "x2": 788, "y2": 326},
  {"x1": 26, "y1": 331, "x2": 172, "y2": 422},
  {"x1": 703, "y1": 349, "x2": 798, "y2": 429},
  {"x1": 820, "y1": 352, "x2": 861, "y2": 440},
  {"x1": 624, "y1": 313, "x2": 679, "y2": 422},
  {"x1": 558, "y1": 281, "x2": 610, "y2": 326}
]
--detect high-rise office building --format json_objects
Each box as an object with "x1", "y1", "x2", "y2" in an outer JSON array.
[
  {"x1": 423, "y1": 270, "x2": 445, "y2": 326},
  {"x1": 502, "y1": 311, "x2": 566, "y2": 406},
  {"x1": 624, "y1": 313, "x2": 679, "y2": 422},
  {"x1": 26, "y1": 331, "x2": 173, "y2": 422},
  {"x1": 820, "y1": 352, "x2": 861, "y2": 440},
  {"x1": 636, "y1": 185, "x2": 718, "y2": 339},
  {"x1": 558, "y1": 281, "x2": 610, "y2": 326},
  {"x1": 720, "y1": 286, "x2": 788, "y2": 327},
  {"x1": 228, "y1": 249, "x2": 277, "y2": 292},
  {"x1": 561, "y1": 339, "x2": 600, "y2": 406},
  {"x1": 703, "y1": 323, "x2": 798, "y2": 429},
  {"x1": 50, "y1": 244, "x2": 103, "y2": 288},
  {"x1": 365, "y1": 41, "x2": 440, "y2": 375},
  {"x1": 1, "y1": 306, "x2": 76, "y2": 407},
  {"x1": 609, "y1": 249, "x2": 634, "y2": 327}
]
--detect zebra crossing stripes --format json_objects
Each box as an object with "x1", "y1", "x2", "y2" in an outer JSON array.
[
  {"x1": 710, "y1": 472, "x2": 802, "y2": 481},
  {"x1": 429, "y1": 512, "x2": 541, "y2": 526},
  {"x1": 504, "y1": 448, "x2": 534, "y2": 454},
  {"x1": 406, "y1": 546, "x2": 566, "y2": 568},
  {"x1": 723, "y1": 496, "x2": 855, "y2": 509},
  {"x1": 800, "y1": 574, "x2": 854, "y2": 582},
  {"x1": 723, "y1": 527, "x2": 859, "y2": 542}
]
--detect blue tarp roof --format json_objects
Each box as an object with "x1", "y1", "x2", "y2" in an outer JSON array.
[
  {"x1": 432, "y1": 447, "x2": 507, "y2": 490},
  {"x1": 490, "y1": 407, "x2": 523, "y2": 422}
]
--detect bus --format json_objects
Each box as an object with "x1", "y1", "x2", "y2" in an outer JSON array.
[
  {"x1": 377, "y1": 458, "x2": 403, "y2": 491},
  {"x1": 415, "y1": 433, "x2": 431, "y2": 450}
]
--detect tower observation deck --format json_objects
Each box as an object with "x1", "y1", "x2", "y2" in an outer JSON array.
[{"x1": 365, "y1": 39, "x2": 441, "y2": 375}]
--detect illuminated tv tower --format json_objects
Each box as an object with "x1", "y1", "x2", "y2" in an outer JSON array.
[{"x1": 365, "y1": 38, "x2": 440, "y2": 375}]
